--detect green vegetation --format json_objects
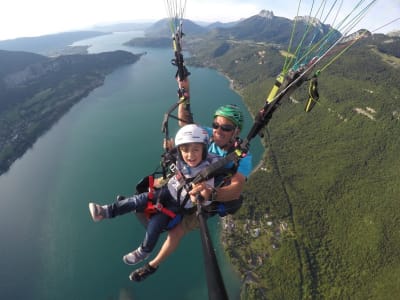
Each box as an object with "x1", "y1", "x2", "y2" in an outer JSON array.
[
  {"x1": 189, "y1": 33, "x2": 400, "y2": 299},
  {"x1": 0, "y1": 50, "x2": 142, "y2": 175}
]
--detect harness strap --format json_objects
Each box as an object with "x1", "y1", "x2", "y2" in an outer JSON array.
[
  {"x1": 176, "y1": 183, "x2": 192, "y2": 212},
  {"x1": 143, "y1": 198, "x2": 177, "y2": 220},
  {"x1": 143, "y1": 175, "x2": 177, "y2": 220},
  {"x1": 148, "y1": 175, "x2": 155, "y2": 200}
]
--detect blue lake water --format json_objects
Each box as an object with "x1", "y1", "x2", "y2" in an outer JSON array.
[{"x1": 0, "y1": 31, "x2": 263, "y2": 299}]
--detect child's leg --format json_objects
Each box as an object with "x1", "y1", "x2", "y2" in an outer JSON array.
[
  {"x1": 141, "y1": 213, "x2": 171, "y2": 253},
  {"x1": 123, "y1": 213, "x2": 171, "y2": 265},
  {"x1": 107, "y1": 192, "x2": 149, "y2": 218},
  {"x1": 88, "y1": 192, "x2": 149, "y2": 222}
]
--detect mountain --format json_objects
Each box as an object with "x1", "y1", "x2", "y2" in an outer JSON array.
[
  {"x1": 206, "y1": 20, "x2": 240, "y2": 30},
  {"x1": 388, "y1": 30, "x2": 400, "y2": 37},
  {"x1": 144, "y1": 18, "x2": 207, "y2": 37},
  {"x1": 371, "y1": 33, "x2": 400, "y2": 58},
  {"x1": 180, "y1": 13, "x2": 400, "y2": 299},
  {"x1": 0, "y1": 31, "x2": 108, "y2": 55},
  {"x1": 0, "y1": 50, "x2": 47, "y2": 77},
  {"x1": 91, "y1": 22, "x2": 153, "y2": 32},
  {"x1": 124, "y1": 18, "x2": 208, "y2": 48},
  {"x1": 0, "y1": 49, "x2": 143, "y2": 175},
  {"x1": 125, "y1": 10, "x2": 340, "y2": 52},
  {"x1": 219, "y1": 10, "x2": 296, "y2": 43},
  {"x1": 203, "y1": 10, "x2": 339, "y2": 46}
]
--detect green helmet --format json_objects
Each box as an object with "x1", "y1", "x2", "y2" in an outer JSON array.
[{"x1": 214, "y1": 104, "x2": 244, "y2": 130}]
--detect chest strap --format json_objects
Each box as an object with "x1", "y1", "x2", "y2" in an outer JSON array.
[{"x1": 143, "y1": 175, "x2": 176, "y2": 220}]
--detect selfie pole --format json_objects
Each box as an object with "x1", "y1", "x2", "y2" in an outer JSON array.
[{"x1": 197, "y1": 201, "x2": 229, "y2": 300}]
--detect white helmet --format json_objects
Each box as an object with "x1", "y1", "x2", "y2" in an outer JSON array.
[{"x1": 175, "y1": 124, "x2": 209, "y2": 147}]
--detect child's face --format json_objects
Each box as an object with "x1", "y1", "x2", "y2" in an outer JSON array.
[{"x1": 179, "y1": 143, "x2": 204, "y2": 168}]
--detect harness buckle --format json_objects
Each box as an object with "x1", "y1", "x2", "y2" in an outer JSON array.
[
  {"x1": 154, "y1": 202, "x2": 164, "y2": 211},
  {"x1": 169, "y1": 163, "x2": 177, "y2": 173}
]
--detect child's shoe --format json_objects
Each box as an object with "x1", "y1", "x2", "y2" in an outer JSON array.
[
  {"x1": 88, "y1": 203, "x2": 108, "y2": 222},
  {"x1": 123, "y1": 247, "x2": 150, "y2": 265}
]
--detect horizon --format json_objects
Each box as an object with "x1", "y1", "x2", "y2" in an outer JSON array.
[
  {"x1": 1, "y1": 0, "x2": 399, "y2": 41},
  {"x1": 2, "y1": 13, "x2": 400, "y2": 43}
]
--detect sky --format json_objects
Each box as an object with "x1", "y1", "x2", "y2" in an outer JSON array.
[{"x1": 1, "y1": 0, "x2": 399, "y2": 41}]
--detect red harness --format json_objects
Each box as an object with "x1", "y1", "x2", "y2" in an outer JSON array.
[{"x1": 144, "y1": 175, "x2": 176, "y2": 219}]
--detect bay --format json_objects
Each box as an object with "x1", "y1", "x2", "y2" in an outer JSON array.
[{"x1": 0, "y1": 31, "x2": 263, "y2": 299}]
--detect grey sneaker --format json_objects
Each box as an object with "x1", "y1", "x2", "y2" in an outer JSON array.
[
  {"x1": 88, "y1": 203, "x2": 107, "y2": 222},
  {"x1": 123, "y1": 247, "x2": 150, "y2": 265}
]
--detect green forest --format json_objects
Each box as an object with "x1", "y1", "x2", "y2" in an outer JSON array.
[
  {"x1": 187, "y1": 34, "x2": 400, "y2": 299},
  {"x1": 0, "y1": 50, "x2": 141, "y2": 175}
]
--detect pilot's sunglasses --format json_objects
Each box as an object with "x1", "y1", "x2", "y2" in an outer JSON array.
[{"x1": 212, "y1": 122, "x2": 235, "y2": 132}]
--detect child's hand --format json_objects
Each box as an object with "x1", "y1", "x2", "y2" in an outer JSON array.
[{"x1": 189, "y1": 182, "x2": 212, "y2": 202}]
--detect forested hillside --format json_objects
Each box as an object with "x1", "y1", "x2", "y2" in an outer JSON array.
[
  {"x1": 0, "y1": 31, "x2": 107, "y2": 55},
  {"x1": 186, "y1": 25, "x2": 400, "y2": 299},
  {"x1": 0, "y1": 50, "x2": 142, "y2": 175}
]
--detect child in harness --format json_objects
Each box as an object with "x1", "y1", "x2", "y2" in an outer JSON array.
[{"x1": 88, "y1": 124, "x2": 218, "y2": 266}]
